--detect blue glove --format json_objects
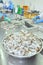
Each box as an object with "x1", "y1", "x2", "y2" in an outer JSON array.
[
  {"x1": 33, "y1": 16, "x2": 40, "y2": 21},
  {"x1": 34, "y1": 19, "x2": 43, "y2": 24},
  {"x1": 3, "y1": 4, "x2": 8, "y2": 9},
  {"x1": 8, "y1": 4, "x2": 14, "y2": 10},
  {"x1": 8, "y1": 1, "x2": 14, "y2": 10}
]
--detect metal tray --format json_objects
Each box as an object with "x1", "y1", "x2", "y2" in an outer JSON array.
[
  {"x1": 2, "y1": 26, "x2": 43, "y2": 58},
  {"x1": 0, "y1": 27, "x2": 43, "y2": 65}
]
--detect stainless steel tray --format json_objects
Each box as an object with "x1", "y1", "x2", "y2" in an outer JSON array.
[{"x1": 0, "y1": 27, "x2": 43, "y2": 65}]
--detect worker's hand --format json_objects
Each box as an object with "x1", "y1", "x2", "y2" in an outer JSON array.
[
  {"x1": 34, "y1": 19, "x2": 43, "y2": 24},
  {"x1": 32, "y1": 16, "x2": 40, "y2": 21}
]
